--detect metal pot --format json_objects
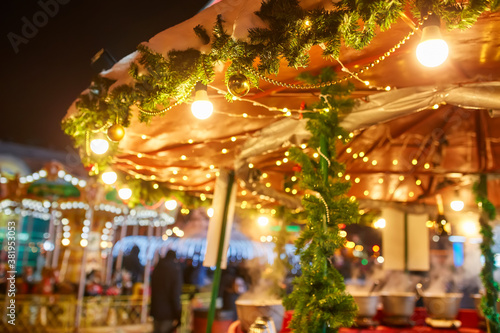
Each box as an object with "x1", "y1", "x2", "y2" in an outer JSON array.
[
  {"x1": 235, "y1": 299, "x2": 284, "y2": 333},
  {"x1": 422, "y1": 293, "x2": 463, "y2": 320},
  {"x1": 380, "y1": 292, "x2": 417, "y2": 318},
  {"x1": 351, "y1": 293, "x2": 379, "y2": 318}
]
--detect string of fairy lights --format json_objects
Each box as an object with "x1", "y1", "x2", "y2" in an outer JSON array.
[
  {"x1": 1, "y1": 10, "x2": 458, "y2": 258},
  {"x1": 82, "y1": 8, "x2": 451, "y2": 209}
]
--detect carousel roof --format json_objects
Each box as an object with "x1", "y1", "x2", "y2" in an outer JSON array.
[{"x1": 63, "y1": 0, "x2": 500, "y2": 212}]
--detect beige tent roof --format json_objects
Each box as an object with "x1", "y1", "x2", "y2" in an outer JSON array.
[{"x1": 64, "y1": 0, "x2": 500, "y2": 211}]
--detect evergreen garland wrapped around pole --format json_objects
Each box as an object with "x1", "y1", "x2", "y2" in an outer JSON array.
[
  {"x1": 475, "y1": 174, "x2": 500, "y2": 333},
  {"x1": 283, "y1": 68, "x2": 359, "y2": 332}
]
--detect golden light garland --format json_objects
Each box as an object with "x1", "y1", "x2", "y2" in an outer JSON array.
[
  {"x1": 240, "y1": 13, "x2": 430, "y2": 89},
  {"x1": 135, "y1": 87, "x2": 195, "y2": 116}
]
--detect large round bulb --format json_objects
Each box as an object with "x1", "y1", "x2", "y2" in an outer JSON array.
[
  {"x1": 416, "y1": 26, "x2": 449, "y2": 67},
  {"x1": 450, "y1": 199, "x2": 464, "y2": 212},
  {"x1": 118, "y1": 187, "x2": 132, "y2": 200},
  {"x1": 191, "y1": 100, "x2": 213, "y2": 119},
  {"x1": 165, "y1": 200, "x2": 178, "y2": 211},
  {"x1": 61, "y1": 238, "x2": 70, "y2": 246},
  {"x1": 101, "y1": 171, "x2": 118, "y2": 185},
  {"x1": 258, "y1": 216, "x2": 269, "y2": 226},
  {"x1": 374, "y1": 218, "x2": 386, "y2": 229},
  {"x1": 90, "y1": 139, "x2": 109, "y2": 155},
  {"x1": 191, "y1": 89, "x2": 213, "y2": 119}
]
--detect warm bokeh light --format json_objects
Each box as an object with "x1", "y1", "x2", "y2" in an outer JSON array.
[
  {"x1": 118, "y1": 187, "x2": 132, "y2": 200},
  {"x1": 165, "y1": 200, "x2": 178, "y2": 210},
  {"x1": 258, "y1": 216, "x2": 269, "y2": 226},
  {"x1": 61, "y1": 238, "x2": 70, "y2": 246},
  {"x1": 101, "y1": 171, "x2": 117, "y2": 185},
  {"x1": 462, "y1": 221, "x2": 478, "y2": 236},
  {"x1": 372, "y1": 245, "x2": 380, "y2": 252},
  {"x1": 374, "y1": 218, "x2": 386, "y2": 229},
  {"x1": 90, "y1": 139, "x2": 109, "y2": 155},
  {"x1": 207, "y1": 207, "x2": 214, "y2": 217},
  {"x1": 80, "y1": 239, "x2": 88, "y2": 247},
  {"x1": 450, "y1": 199, "x2": 465, "y2": 212}
]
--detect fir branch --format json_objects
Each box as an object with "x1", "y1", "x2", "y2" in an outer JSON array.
[
  {"x1": 474, "y1": 175, "x2": 500, "y2": 331},
  {"x1": 284, "y1": 68, "x2": 358, "y2": 331}
]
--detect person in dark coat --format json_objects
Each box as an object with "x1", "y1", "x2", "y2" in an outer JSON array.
[
  {"x1": 150, "y1": 250, "x2": 183, "y2": 333},
  {"x1": 122, "y1": 245, "x2": 144, "y2": 283}
]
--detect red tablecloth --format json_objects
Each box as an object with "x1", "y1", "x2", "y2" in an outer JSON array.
[
  {"x1": 283, "y1": 308, "x2": 483, "y2": 333},
  {"x1": 228, "y1": 308, "x2": 485, "y2": 333}
]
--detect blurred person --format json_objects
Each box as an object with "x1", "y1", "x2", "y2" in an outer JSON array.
[
  {"x1": 122, "y1": 245, "x2": 144, "y2": 283},
  {"x1": 150, "y1": 250, "x2": 182, "y2": 333}
]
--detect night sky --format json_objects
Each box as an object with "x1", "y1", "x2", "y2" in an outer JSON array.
[{"x1": 1, "y1": 0, "x2": 209, "y2": 152}]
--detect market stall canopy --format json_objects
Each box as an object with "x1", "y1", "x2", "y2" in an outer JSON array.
[{"x1": 63, "y1": 0, "x2": 500, "y2": 210}]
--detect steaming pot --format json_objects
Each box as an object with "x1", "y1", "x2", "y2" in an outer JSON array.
[
  {"x1": 235, "y1": 299, "x2": 284, "y2": 332},
  {"x1": 351, "y1": 293, "x2": 379, "y2": 318},
  {"x1": 380, "y1": 292, "x2": 417, "y2": 318},
  {"x1": 422, "y1": 293, "x2": 463, "y2": 320}
]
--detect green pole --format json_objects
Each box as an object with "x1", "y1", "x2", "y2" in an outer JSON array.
[
  {"x1": 206, "y1": 171, "x2": 235, "y2": 333},
  {"x1": 319, "y1": 135, "x2": 330, "y2": 333}
]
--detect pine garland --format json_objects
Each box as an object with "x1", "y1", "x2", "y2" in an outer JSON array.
[
  {"x1": 282, "y1": 68, "x2": 359, "y2": 332},
  {"x1": 62, "y1": 0, "x2": 496, "y2": 152},
  {"x1": 474, "y1": 175, "x2": 500, "y2": 332},
  {"x1": 61, "y1": 0, "x2": 497, "y2": 211}
]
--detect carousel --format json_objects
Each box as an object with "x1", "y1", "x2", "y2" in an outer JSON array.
[{"x1": 3, "y1": 0, "x2": 500, "y2": 332}]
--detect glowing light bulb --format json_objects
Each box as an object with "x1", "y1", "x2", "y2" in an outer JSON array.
[
  {"x1": 374, "y1": 218, "x2": 386, "y2": 229},
  {"x1": 80, "y1": 239, "x2": 88, "y2": 247},
  {"x1": 191, "y1": 87, "x2": 213, "y2": 119},
  {"x1": 207, "y1": 207, "x2": 214, "y2": 217},
  {"x1": 416, "y1": 26, "x2": 449, "y2": 67},
  {"x1": 258, "y1": 216, "x2": 269, "y2": 226},
  {"x1": 90, "y1": 139, "x2": 109, "y2": 155},
  {"x1": 450, "y1": 189, "x2": 464, "y2": 211},
  {"x1": 165, "y1": 200, "x2": 178, "y2": 211},
  {"x1": 118, "y1": 187, "x2": 132, "y2": 200},
  {"x1": 450, "y1": 199, "x2": 464, "y2": 212},
  {"x1": 61, "y1": 238, "x2": 70, "y2": 246},
  {"x1": 101, "y1": 171, "x2": 117, "y2": 185}
]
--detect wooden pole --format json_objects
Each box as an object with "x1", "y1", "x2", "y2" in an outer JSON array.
[
  {"x1": 74, "y1": 207, "x2": 93, "y2": 332},
  {"x1": 45, "y1": 210, "x2": 55, "y2": 268},
  {"x1": 206, "y1": 171, "x2": 235, "y2": 333},
  {"x1": 52, "y1": 217, "x2": 62, "y2": 268},
  {"x1": 22, "y1": 214, "x2": 34, "y2": 268},
  {"x1": 115, "y1": 218, "x2": 129, "y2": 272}
]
